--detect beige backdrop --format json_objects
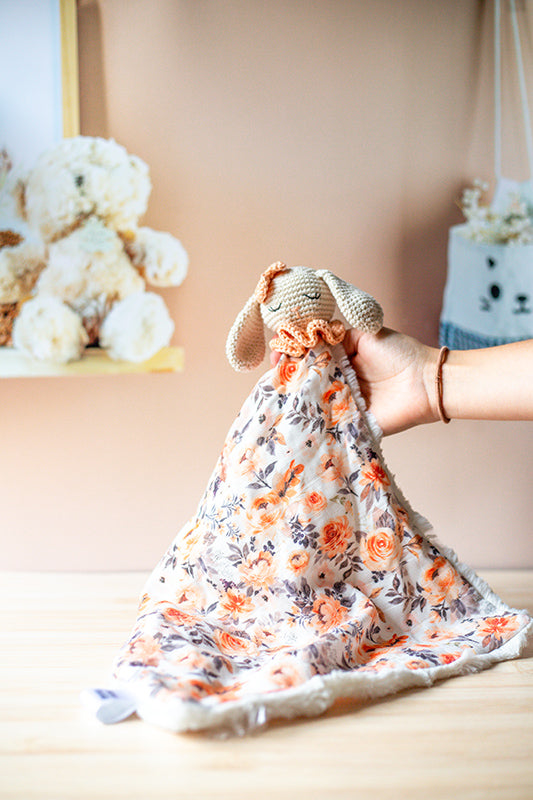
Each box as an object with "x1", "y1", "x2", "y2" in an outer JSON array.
[{"x1": 2, "y1": 0, "x2": 532, "y2": 570}]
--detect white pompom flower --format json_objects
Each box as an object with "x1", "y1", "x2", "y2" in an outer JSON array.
[
  {"x1": 13, "y1": 296, "x2": 88, "y2": 362},
  {"x1": 99, "y1": 292, "x2": 174, "y2": 362}
]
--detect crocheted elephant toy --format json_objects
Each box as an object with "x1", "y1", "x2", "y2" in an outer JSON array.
[{"x1": 108, "y1": 263, "x2": 530, "y2": 735}]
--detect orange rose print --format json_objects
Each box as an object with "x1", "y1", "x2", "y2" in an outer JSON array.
[
  {"x1": 315, "y1": 564, "x2": 336, "y2": 587},
  {"x1": 427, "y1": 627, "x2": 459, "y2": 643},
  {"x1": 247, "y1": 492, "x2": 284, "y2": 530},
  {"x1": 175, "y1": 581, "x2": 205, "y2": 612},
  {"x1": 214, "y1": 629, "x2": 255, "y2": 656},
  {"x1": 113, "y1": 343, "x2": 532, "y2": 728},
  {"x1": 272, "y1": 357, "x2": 308, "y2": 394},
  {"x1": 440, "y1": 652, "x2": 462, "y2": 665},
  {"x1": 129, "y1": 635, "x2": 161, "y2": 666},
  {"x1": 303, "y1": 490, "x2": 327, "y2": 515},
  {"x1": 323, "y1": 380, "x2": 344, "y2": 404},
  {"x1": 163, "y1": 606, "x2": 198, "y2": 626},
  {"x1": 406, "y1": 659, "x2": 432, "y2": 670},
  {"x1": 278, "y1": 359, "x2": 299, "y2": 386},
  {"x1": 288, "y1": 550, "x2": 310, "y2": 573},
  {"x1": 360, "y1": 459, "x2": 390, "y2": 491},
  {"x1": 239, "y1": 549, "x2": 276, "y2": 589},
  {"x1": 252, "y1": 626, "x2": 278, "y2": 651},
  {"x1": 477, "y1": 616, "x2": 521, "y2": 641},
  {"x1": 319, "y1": 515, "x2": 352, "y2": 558},
  {"x1": 267, "y1": 657, "x2": 306, "y2": 690},
  {"x1": 312, "y1": 594, "x2": 348, "y2": 631},
  {"x1": 319, "y1": 452, "x2": 344, "y2": 482},
  {"x1": 330, "y1": 397, "x2": 352, "y2": 426},
  {"x1": 360, "y1": 528, "x2": 401, "y2": 571},
  {"x1": 424, "y1": 557, "x2": 462, "y2": 604},
  {"x1": 220, "y1": 588, "x2": 255, "y2": 619},
  {"x1": 322, "y1": 380, "x2": 353, "y2": 426}
]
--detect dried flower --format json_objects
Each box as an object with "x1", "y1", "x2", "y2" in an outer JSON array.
[{"x1": 459, "y1": 179, "x2": 533, "y2": 245}]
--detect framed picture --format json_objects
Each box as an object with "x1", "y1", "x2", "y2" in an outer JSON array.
[
  {"x1": 0, "y1": 0, "x2": 79, "y2": 187},
  {"x1": 0, "y1": 0, "x2": 183, "y2": 377}
]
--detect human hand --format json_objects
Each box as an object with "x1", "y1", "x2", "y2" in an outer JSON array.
[
  {"x1": 342, "y1": 327, "x2": 439, "y2": 435},
  {"x1": 269, "y1": 327, "x2": 439, "y2": 435},
  {"x1": 272, "y1": 328, "x2": 533, "y2": 432}
]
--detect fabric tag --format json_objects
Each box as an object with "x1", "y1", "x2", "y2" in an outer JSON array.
[{"x1": 80, "y1": 687, "x2": 138, "y2": 724}]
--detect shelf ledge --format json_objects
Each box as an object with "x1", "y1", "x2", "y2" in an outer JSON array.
[{"x1": 0, "y1": 346, "x2": 184, "y2": 377}]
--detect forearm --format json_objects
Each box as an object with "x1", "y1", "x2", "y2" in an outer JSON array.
[{"x1": 424, "y1": 340, "x2": 533, "y2": 423}]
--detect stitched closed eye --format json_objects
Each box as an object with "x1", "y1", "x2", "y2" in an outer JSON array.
[
  {"x1": 303, "y1": 292, "x2": 321, "y2": 300},
  {"x1": 268, "y1": 302, "x2": 282, "y2": 312}
]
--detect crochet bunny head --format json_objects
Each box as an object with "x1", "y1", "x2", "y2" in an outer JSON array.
[{"x1": 226, "y1": 262, "x2": 383, "y2": 371}]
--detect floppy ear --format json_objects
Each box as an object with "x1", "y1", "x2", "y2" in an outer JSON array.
[
  {"x1": 226, "y1": 295, "x2": 266, "y2": 371},
  {"x1": 316, "y1": 270, "x2": 383, "y2": 333}
]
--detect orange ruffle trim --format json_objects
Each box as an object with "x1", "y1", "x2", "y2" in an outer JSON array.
[{"x1": 270, "y1": 318, "x2": 346, "y2": 357}]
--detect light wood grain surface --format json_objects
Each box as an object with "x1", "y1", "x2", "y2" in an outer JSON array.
[
  {"x1": 0, "y1": 346, "x2": 184, "y2": 378},
  {"x1": 1, "y1": 570, "x2": 531, "y2": 800}
]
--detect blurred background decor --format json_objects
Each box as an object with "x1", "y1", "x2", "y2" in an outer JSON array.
[
  {"x1": 0, "y1": 135, "x2": 188, "y2": 369},
  {"x1": 0, "y1": 0, "x2": 186, "y2": 376},
  {"x1": 441, "y1": 0, "x2": 533, "y2": 349},
  {"x1": 0, "y1": 0, "x2": 531, "y2": 571}
]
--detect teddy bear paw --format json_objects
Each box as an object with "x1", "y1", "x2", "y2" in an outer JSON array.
[
  {"x1": 99, "y1": 292, "x2": 174, "y2": 362},
  {"x1": 12, "y1": 296, "x2": 88, "y2": 362}
]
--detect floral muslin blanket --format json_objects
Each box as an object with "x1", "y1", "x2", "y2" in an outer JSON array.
[{"x1": 112, "y1": 342, "x2": 531, "y2": 733}]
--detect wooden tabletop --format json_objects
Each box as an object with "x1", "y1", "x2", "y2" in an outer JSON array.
[{"x1": 1, "y1": 570, "x2": 531, "y2": 800}]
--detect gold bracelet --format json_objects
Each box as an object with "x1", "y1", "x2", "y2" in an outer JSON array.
[{"x1": 436, "y1": 346, "x2": 451, "y2": 424}]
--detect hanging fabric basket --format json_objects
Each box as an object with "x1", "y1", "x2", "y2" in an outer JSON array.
[{"x1": 440, "y1": 0, "x2": 533, "y2": 349}]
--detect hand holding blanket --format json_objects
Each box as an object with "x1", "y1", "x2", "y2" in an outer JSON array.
[{"x1": 110, "y1": 264, "x2": 531, "y2": 734}]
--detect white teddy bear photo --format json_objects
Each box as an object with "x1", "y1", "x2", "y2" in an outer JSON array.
[{"x1": 0, "y1": 136, "x2": 188, "y2": 363}]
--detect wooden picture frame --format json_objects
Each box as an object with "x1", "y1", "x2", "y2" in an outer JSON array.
[{"x1": 60, "y1": 0, "x2": 81, "y2": 139}]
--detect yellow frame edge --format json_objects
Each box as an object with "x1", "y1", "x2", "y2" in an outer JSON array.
[{"x1": 60, "y1": 0, "x2": 80, "y2": 137}]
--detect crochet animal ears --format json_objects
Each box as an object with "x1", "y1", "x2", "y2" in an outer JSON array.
[{"x1": 226, "y1": 263, "x2": 383, "y2": 371}]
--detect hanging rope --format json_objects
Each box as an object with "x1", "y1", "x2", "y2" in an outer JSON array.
[
  {"x1": 494, "y1": 0, "x2": 533, "y2": 181},
  {"x1": 494, "y1": 0, "x2": 502, "y2": 180},
  {"x1": 510, "y1": 0, "x2": 533, "y2": 180}
]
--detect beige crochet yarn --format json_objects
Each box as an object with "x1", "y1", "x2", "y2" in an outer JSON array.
[{"x1": 226, "y1": 263, "x2": 383, "y2": 371}]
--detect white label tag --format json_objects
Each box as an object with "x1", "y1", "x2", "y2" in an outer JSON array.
[{"x1": 80, "y1": 687, "x2": 138, "y2": 724}]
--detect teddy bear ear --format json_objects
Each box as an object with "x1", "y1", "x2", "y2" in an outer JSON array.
[
  {"x1": 226, "y1": 295, "x2": 266, "y2": 371},
  {"x1": 316, "y1": 270, "x2": 383, "y2": 333}
]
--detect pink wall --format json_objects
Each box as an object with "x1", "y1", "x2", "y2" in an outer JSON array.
[{"x1": 2, "y1": 0, "x2": 531, "y2": 570}]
